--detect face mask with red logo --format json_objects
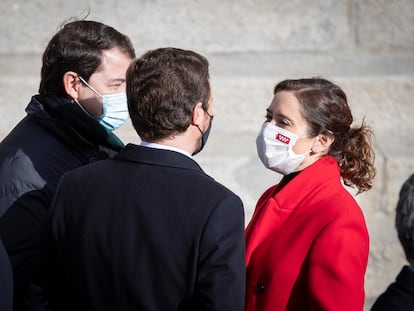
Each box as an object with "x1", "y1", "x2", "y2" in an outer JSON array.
[{"x1": 256, "y1": 122, "x2": 307, "y2": 175}]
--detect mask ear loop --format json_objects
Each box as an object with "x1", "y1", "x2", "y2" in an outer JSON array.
[
  {"x1": 73, "y1": 98, "x2": 94, "y2": 118},
  {"x1": 78, "y1": 75, "x2": 103, "y2": 97},
  {"x1": 74, "y1": 75, "x2": 101, "y2": 119},
  {"x1": 191, "y1": 103, "x2": 211, "y2": 133}
]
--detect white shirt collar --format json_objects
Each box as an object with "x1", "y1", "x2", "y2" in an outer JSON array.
[{"x1": 140, "y1": 141, "x2": 192, "y2": 158}]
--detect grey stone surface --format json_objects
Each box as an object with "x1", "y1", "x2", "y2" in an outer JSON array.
[
  {"x1": 0, "y1": 0, "x2": 356, "y2": 54},
  {"x1": 0, "y1": 1, "x2": 83, "y2": 53},
  {"x1": 358, "y1": 0, "x2": 414, "y2": 52},
  {"x1": 1, "y1": 1, "x2": 414, "y2": 309}
]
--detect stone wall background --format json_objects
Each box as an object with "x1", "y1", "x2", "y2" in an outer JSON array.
[{"x1": 1, "y1": 0, "x2": 413, "y2": 309}]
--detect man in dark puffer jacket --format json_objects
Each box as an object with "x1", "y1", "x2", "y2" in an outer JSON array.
[{"x1": 0, "y1": 19, "x2": 135, "y2": 310}]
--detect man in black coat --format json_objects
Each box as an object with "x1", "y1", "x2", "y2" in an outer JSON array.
[
  {"x1": 0, "y1": 20, "x2": 135, "y2": 310},
  {"x1": 371, "y1": 174, "x2": 414, "y2": 311},
  {"x1": 32, "y1": 47, "x2": 246, "y2": 311}
]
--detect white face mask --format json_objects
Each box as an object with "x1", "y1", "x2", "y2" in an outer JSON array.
[
  {"x1": 78, "y1": 76, "x2": 129, "y2": 131},
  {"x1": 256, "y1": 122, "x2": 308, "y2": 175}
]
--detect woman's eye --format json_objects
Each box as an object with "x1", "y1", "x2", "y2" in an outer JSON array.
[
  {"x1": 265, "y1": 115, "x2": 272, "y2": 122},
  {"x1": 276, "y1": 120, "x2": 290, "y2": 127}
]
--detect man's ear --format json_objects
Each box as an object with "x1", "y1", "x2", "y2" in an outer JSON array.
[
  {"x1": 312, "y1": 133, "x2": 335, "y2": 154},
  {"x1": 191, "y1": 102, "x2": 204, "y2": 125},
  {"x1": 63, "y1": 71, "x2": 80, "y2": 100}
]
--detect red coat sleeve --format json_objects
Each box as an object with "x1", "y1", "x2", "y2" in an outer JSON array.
[{"x1": 307, "y1": 214, "x2": 369, "y2": 311}]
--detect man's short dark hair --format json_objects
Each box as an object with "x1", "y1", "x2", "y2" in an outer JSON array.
[
  {"x1": 126, "y1": 47, "x2": 210, "y2": 142},
  {"x1": 396, "y1": 174, "x2": 414, "y2": 261},
  {"x1": 39, "y1": 19, "x2": 135, "y2": 96}
]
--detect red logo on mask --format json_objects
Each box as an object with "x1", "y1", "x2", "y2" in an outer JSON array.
[{"x1": 275, "y1": 133, "x2": 290, "y2": 144}]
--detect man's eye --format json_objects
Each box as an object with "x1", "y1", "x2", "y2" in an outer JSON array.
[{"x1": 110, "y1": 84, "x2": 122, "y2": 88}]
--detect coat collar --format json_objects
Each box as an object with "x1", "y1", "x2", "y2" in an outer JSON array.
[
  {"x1": 27, "y1": 95, "x2": 124, "y2": 151},
  {"x1": 245, "y1": 155, "x2": 343, "y2": 263},
  {"x1": 115, "y1": 143, "x2": 205, "y2": 173},
  {"x1": 273, "y1": 155, "x2": 341, "y2": 210}
]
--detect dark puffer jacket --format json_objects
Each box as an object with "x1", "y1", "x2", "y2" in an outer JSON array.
[
  {"x1": 0, "y1": 95, "x2": 124, "y2": 310},
  {"x1": 0, "y1": 95, "x2": 124, "y2": 216}
]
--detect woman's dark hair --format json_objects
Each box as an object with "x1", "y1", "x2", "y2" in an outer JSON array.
[
  {"x1": 396, "y1": 174, "x2": 414, "y2": 262},
  {"x1": 274, "y1": 77, "x2": 376, "y2": 193},
  {"x1": 39, "y1": 19, "x2": 135, "y2": 96},
  {"x1": 126, "y1": 47, "x2": 210, "y2": 141}
]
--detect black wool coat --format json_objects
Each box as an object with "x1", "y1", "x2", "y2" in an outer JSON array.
[
  {"x1": 0, "y1": 238, "x2": 13, "y2": 311},
  {"x1": 33, "y1": 144, "x2": 246, "y2": 311}
]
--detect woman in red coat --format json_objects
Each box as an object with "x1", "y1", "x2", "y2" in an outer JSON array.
[{"x1": 246, "y1": 78, "x2": 376, "y2": 311}]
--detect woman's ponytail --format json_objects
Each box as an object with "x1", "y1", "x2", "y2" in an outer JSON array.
[{"x1": 336, "y1": 121, "x2": 376, "y2": 193}]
